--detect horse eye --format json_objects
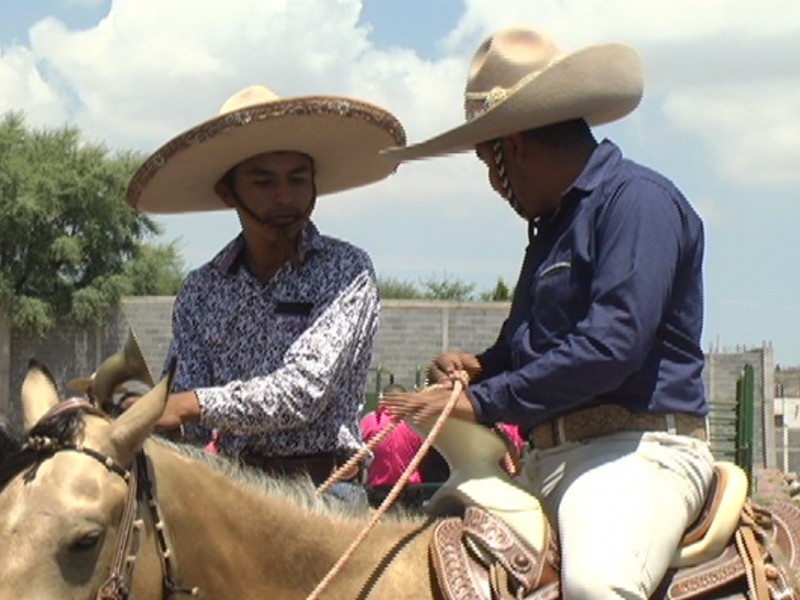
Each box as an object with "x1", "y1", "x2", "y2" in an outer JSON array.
[{"x1": 70, "y1": 531, "x2": 103, "y2": 553}]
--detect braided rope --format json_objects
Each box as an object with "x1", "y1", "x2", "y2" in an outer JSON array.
[
  {"x1": 491, "y1": 140, "x2": 525, "y2": 218},
  {"x1": 307, "y1": 373, "x2": 468, "y2": 600},
  {"x1": 316, "y1": 412, "x2": 404, "y2": 495}
]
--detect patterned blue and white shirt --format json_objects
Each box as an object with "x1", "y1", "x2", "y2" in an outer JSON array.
[{"x1": 162, "y1": 222, "x2": 379, "y2": 458}]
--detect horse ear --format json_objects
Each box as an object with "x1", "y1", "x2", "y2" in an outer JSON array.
[
  {"x1": 21, "y1": 359, "x2": 61, "y2": 430},
  {"x1": 109, "y1": 358, "x2": 177, "y2": 464}
]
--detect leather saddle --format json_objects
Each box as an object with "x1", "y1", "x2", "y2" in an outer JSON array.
[{"x1": 416, "y1": 419, "x2": 800, "y2": 599}]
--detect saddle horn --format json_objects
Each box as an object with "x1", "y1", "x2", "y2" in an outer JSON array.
[{"x1": 93, "y1": 328, "x2": 155, "y2": 409}]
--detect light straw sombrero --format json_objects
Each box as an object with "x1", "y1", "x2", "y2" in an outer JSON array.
[
  {"x1": 128, "y1": 86, "x2": 406, "y2": 213},
  {"x1": 383, "y1": 27, "x2": 643, "y2": 162},
  {"x1": 67, "y1": 372, "x2": 96, "y2": 395}
]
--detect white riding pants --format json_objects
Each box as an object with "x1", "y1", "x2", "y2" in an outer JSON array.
[{"x1": 518, "y1": 430, "x2": 715, "y2": 599}]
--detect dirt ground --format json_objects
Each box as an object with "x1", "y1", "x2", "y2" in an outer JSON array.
[{"x1": 753, "y1": 467, "x2": 800, "y2": 505}]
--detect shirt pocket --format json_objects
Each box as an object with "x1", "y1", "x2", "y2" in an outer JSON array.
[
  {"x1": 273, "y1": 313, "x2": 311, "y2": 338},
  {"x1": 530, "y1": 259, "x2": 588, "y2": 341}
]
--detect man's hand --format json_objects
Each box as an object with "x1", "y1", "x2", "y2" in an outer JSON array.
[
  {"x1": 154, "y1": 391, "x2": 202, "y2": 431},
  {"x1": 427, "y1": 352, "x2": 482, "y2": 385},
  {"x1": 380, "y1": 385, "x2": 477, "y2": 425}
]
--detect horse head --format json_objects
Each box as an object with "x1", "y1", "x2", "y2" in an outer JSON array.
[{"x1": 0, "y1": 359, "x2": 173, "y2": 600}]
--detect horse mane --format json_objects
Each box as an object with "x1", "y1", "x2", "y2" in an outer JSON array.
[
  {"x1": 0, "y1": 407, "x2": 421, "y2": 524},
  {"x1": 152, "y1": 437, "x2": 403, "y2": 522},
  {"x1": 0, "y1": 420, "x2": 21, "y2": 461}
]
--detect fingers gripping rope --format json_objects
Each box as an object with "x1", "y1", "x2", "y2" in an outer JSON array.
[{"x1": 307, "y1": 371, "x2": 470, "y2": 600}]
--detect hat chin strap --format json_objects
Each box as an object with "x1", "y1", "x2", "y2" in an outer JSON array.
[
  {"x1": 230, "y1": 183, "x2": 317, "y2": 231},
  {"x1": 492, "y1": 141, "x2": 526, "y2": 219}
]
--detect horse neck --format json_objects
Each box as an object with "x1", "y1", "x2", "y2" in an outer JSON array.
[{"x1": 143, "y1": 442, "x2": 435, "y2": 598}]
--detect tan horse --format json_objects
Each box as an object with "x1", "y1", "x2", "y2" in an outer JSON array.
[
  {"x1": 1, "y1": 360, "x2": 799, "y2": 599},
  {"x1": 0, "y1": 362, "x2": 438, "y2": 600}
]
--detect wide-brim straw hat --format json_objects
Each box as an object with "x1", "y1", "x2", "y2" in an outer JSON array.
[
  {"x1": 383, "y1": 27, "x2": 643, "y2": 162},
  {"x1": 128, "y1": 86, "x2": 407, "y2": 213},
  {"x1": 67, "y1": 373, "x2": 96, "y2": 395}
]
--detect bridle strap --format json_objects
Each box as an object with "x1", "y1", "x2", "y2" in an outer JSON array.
[
  {"x1": 134, "y1": 451, "x2": 199, "y2": 597},
  {"x1": 20, "y1": 400, "x2": 199, "y2": 599},
  {"x1": 97, "y1": 454, "x2": 140, "y2": 600}
]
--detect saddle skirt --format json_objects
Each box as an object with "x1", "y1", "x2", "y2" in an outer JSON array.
[
  {"x1": 431, "y1": 501, "x2": 800, "y2": 599},
  {"x1": 418, "y1": 418, "x2": 800, "y2": 599}
]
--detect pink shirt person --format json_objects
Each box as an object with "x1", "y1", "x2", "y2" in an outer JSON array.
[{"x1": 361, "y1": 404, "x2": 424, "y2": 486}]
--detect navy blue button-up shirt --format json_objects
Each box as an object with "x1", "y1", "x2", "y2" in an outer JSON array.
[{"x1": 469, "y1": 140, "x2": 707, "y2": 429}]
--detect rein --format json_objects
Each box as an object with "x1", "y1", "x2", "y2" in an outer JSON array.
[
  {"x1": 11, "y1": 399, "x2": 199, "y2": 599},
  {"x1": 308, "y1": 373, "x2": 469, "y2": 600}
]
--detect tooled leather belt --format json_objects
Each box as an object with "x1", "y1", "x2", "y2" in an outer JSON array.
[{"x1": 529, "y1": 404, "x2": 707, "y2": 450}]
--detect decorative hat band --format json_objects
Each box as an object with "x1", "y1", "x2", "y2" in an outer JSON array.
[{"x1": 463, "y1": 63, "x2": 555, "y2": 121}]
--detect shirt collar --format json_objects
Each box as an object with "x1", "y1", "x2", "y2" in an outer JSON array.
[
  {"x1": 213, "y1": 221, "x2": 324, "y2": 275},
  {"x1": 527, "y1": 141, "x2": 622, "y2": 242},
  {"x1": 564, "y1": 139, "x2": 622, "y2": 196}
]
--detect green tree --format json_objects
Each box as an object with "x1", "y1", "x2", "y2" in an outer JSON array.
[
  {"x1": 0, "y1": 112, "x2": 185, "y2": 335},
  {"x1": 420, "y1": 273, "x2": 475, "y2": 301},
  {"x1": 377, "y1": 276, "x2": 422, "y2": 299},
  {"x1": 484, "y1": 276, "x2": 510, "y2": 301},
  {"x1": 123, "y1": 242, "x2": 186, "y2": 296}
]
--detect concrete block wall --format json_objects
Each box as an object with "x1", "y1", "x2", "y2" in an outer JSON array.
[
  {"x1": 371, "y1": 301, "x2": 509, "y2": 391},
  {"x1": 705, "y1": 347, "x2": 775, "y2": 469},
  {"x1": 121, "y1": 297, "x2": 176, "y2": 378},
  {"x1": 776, "y1": 429, "x2": 800, "y2": 474},
  {"x1": 5, "y1": 312, "x2": 128, "y2": 428},
  {"x1": 0, "y1": 298, "x2": 511, "y2": 426},
  {"x1": 0, "y1": 297, "x2": 781, "y2": 472},
  {"x1": 776, "y1": 366, "x2": 800, "y2": 397}
]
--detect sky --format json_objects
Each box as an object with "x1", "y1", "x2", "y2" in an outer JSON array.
[{"x1": 1, "y1": 0, "x2": 799, "y2": 365}]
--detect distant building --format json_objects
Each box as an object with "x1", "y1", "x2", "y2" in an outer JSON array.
[{"x1": 776, "y1": 365, "x2": 800, "y2": 398}]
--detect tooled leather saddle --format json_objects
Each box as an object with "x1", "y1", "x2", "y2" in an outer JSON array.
[
  {"x1": 419, "y1": 420, "x2": 800, "y2": 600},
  {"x1": 430, "y1": 491, "x2": 800, "y2": 599}
]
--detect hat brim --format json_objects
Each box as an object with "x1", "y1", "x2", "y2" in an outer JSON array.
[
  {"x1": 128, "y1": 97, "x2": 406, "y2": 213},
  {"x1": 383, "y1": 44, "x2": 643, "y2": 162},
  {"x1": 67, "y1": 376, "x2": 94, "y2": 394}
]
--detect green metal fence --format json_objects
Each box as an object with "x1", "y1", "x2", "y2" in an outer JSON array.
[
  {"x1": 735, "y1": 364, "x2": 755, "y2": 492},
  {"x1": 362, "y1": 366, "x2": 394, "y2": 416}
]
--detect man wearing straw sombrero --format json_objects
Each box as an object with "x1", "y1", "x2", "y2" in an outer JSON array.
[
  {"x1": 381, "y1": 27, "x2": 715, "y2": 596},
  {"x1": 126, "y1": 85, "x2": 405, "y2": 500}
]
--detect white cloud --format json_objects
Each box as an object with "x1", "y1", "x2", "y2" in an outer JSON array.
[
  {"x1": 691, "y1": 194, "x2": 727, "y2": 229},
  {"x1": 1, "y1": 0, "x2": 800, "y2": 362},
  {"x1": 60, "y1": 0, "x2": 110, "y2": 6},
  {"x1": 8, "y1": 0, "x2": 798, "y2": 188},
  {"x1": 0, "y1": 45, "x2": 67, "y2": 125},
  {"x1": 20, "y1": 0, "x2": 377, "y2": 149},
  {"x1": 440, "y1": 0, "x2": 800, "y2": 188},
  {"x1": 664, "y1": 81, "x2": 800, "y2": 185},
  {"x1": 447, "y1": 0, "x2": 800, "y2": 49}
]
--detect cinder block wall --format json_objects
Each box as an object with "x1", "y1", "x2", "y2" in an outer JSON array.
[
  {"x1": 6, "y1": 312, "x2": 128, "y2": 428},
  {"x1": 0, "y1": 298, "x2": 510, "y2": 427},
  {"x1": 120, "y1": 297, "x2": 175, "y2": 378},
  {"x1": 0, "y1": 297, "x2": 778, "y2": 472},
  {"x1": 705, "y1": 348, "x2": 775, "y2": 469},
  {"x1": 371, "y1": 301, "x2": 508, "y2": 390}
]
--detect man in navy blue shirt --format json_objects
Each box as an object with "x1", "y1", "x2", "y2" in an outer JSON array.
[{"x1": 382, "y1": 27, "x2": 715, "y2": 598}]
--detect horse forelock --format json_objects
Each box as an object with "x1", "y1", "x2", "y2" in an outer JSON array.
[
  {"x1": 27, "y1": 408, "x2": 85, "y2": 446},
  {"x1": 0, "y1": 408, "x2": 86, "y2": 491}
]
